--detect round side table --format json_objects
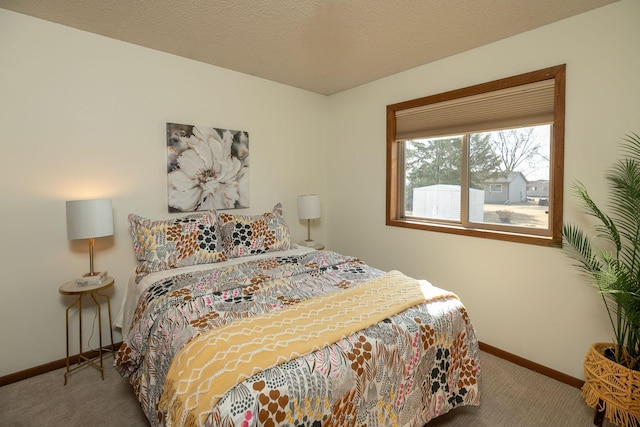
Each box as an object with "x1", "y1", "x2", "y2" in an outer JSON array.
[{"x1": 59, "y1": 277, "x2": 115, "y2": 385}]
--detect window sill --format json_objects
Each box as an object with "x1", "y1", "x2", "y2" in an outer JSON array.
[{"x1": 386, "y1": 217, "x2": 561, "y2": 248}]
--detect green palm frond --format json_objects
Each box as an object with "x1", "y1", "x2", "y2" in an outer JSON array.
[
  {"x1": 563, "y1": 132, "x2": 640, "y2": 369},
  {"x1": 571, "y1": 182, "x2": 621, "y2": 254},
  {"x1": 562, "y1": 223, "x2": 599, "y2": 275},
  {"x1": 606, "y1": 157, "x2": 640, "y2": 281},
  {"x1": 621, "y1": 132, "x2": 640, "y2": 159}
]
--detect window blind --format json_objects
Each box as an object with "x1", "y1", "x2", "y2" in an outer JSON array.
[{"x1": 395, "y1": 79, "x2": 555, "y2": 141}]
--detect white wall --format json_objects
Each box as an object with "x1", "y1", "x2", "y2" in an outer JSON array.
[
  {"x1": 1, "y1": 0, "x2": 638, "y2": 381},
  {"x1": 326, "y1": 0, "x2": 640, "y2": 379},
  {"x1": 0, "y1": 9, "x2": 328, "y2": 376}
]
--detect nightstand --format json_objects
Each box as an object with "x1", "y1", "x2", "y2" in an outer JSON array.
[{"x1": 59, "y1": 277, "x2": 115, "y2": 385}]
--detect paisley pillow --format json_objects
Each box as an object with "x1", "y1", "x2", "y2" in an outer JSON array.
[
  {"x1": 129, "y1": 210, "x2": 226, "y2": 275},
  {"x1": 218, "y1": 203, "x2": 291, "y2": 258}
]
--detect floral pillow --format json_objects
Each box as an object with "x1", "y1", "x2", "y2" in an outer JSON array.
[
  {"x1": 129, "y1": 211, "x2": 226, "y2": 275},
  {"x1": 218, "y1": 203, "x2": 291, "y2": 258}
]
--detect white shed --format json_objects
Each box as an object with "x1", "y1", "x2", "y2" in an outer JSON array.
[{"x1": 413, "y1": 184, "x2": 484, "y2": 222}]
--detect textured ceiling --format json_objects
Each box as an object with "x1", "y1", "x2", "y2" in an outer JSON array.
[{"x1": 0, "y1": 0, "x2": 617, "y2": 95}]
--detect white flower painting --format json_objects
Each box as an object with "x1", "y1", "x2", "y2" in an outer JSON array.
[{"x1": 166, "y1": 122, "x2": 249, "y2": 212}]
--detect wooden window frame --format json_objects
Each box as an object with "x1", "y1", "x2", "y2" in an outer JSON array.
[{"x1": 386, "y1": 65, "x2": 566, "y2": 247}]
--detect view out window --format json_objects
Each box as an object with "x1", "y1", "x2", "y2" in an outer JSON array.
[{"x1": 386, "y1": 65, "x2": 565, "y2": 247}]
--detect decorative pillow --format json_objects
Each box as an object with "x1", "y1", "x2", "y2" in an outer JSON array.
[
  {"x1": 128, "y1": 211, "x2": 226, "y2": 275},
  {"x1": 218, "y1": 203, "x2": 291, "y2": 258}
]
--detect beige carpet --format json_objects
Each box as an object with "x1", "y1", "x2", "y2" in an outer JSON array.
[{"x1": 0, "y1": 351, "x2": 613, "y2": 426}]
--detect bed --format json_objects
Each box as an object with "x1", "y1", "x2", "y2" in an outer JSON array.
[{"x1": 113, "y1": 205, "x2": 480, "y2": 426}]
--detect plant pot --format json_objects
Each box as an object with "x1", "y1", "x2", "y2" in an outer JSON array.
[{"x1": 582, "y1": 343, "x2": 640, "y2": 427}]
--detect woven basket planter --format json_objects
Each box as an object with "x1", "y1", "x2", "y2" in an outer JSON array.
[{"x1": 582, "y1": 343, "x2": 640, "y2": 427}]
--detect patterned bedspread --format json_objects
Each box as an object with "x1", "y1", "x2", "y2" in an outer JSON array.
[{"x1": 114, "y1": 250, "x2": 480, "y2": 426}]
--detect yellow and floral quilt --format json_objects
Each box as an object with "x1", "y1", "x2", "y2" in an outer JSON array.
[{"x1": 115, "y1": 250, "x2": 480, "y2": 426}]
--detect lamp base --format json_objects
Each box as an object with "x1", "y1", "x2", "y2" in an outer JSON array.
[
  {"x1": 299, "y1": 240, "x2": 324, "y2": 250},
  {"x1": 75, "y1": 271, "x2": 108, "y2": 286}
]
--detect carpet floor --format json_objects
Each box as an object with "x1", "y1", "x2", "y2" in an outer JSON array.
[{"x1": 0, "y1": 351, "x2": 613, "y2": 426}]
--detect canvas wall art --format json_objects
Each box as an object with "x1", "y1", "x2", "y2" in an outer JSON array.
[{"x1": 166, "y1": 122, "x2": 249, "y2": 212}]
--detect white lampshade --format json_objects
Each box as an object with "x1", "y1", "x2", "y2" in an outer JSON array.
[
  {"x1": 66, "y1": 199, "x2": 114, "y2": 240},
  {"x1": 297, "y1": 194, "x2": 321, "y2": 220}
]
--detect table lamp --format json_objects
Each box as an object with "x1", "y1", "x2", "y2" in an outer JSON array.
[
  {"x1": 297, "y1": 194, "x2": 322, "y2": 249},
  {"x1": 66, "y1": 198, "x2": 113, "y2": 279}
]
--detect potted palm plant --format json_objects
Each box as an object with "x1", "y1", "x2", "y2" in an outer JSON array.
[{"x1": 563, "y1": 133, "x2": 640, "y2": 427}]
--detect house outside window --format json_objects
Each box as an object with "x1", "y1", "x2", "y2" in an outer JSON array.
[{"x1": 386, "y1": 65, "x2": 565, "y2": 247}]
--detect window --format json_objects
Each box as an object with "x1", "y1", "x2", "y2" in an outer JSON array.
[{"x1": 386, "y1": 65, "x2": 565, "y2": 247}]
